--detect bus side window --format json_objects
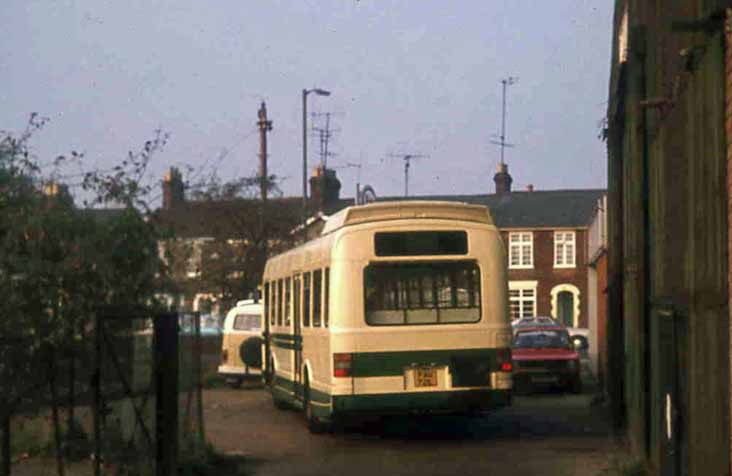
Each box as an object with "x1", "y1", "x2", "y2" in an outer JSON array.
[
  {"x1": 294, "y1": 275, "x2": 301, "y2": 327},
  {"x1": 313, "y1": 269, "x2": 322, "y2": 327},
  {"x1": 324, "y1": 268, "x2": 330, "y2": 327},
  {"x1": 303, "y1": 272, "x2": 311, "y2": 327},
  {"x1": 264, "y1": 282, "x2": 270, "y2": 328},
  {"x1": 277, "y1": 279, "x2": 283, "y2": 326},
  {"x1": 269, "y1": 281, "x2": 276, "y2": 326},
  {"x1": 284, "y1": 277, "x2": 292, "y2": 326}
]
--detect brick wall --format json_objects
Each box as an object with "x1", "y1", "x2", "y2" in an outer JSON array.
[{"x1": 502, "y1": 228, "x2": 590, "y2": 327}]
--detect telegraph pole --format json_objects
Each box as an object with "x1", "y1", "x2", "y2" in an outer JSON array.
[{"x1": 257, "y1": 101, "x2": 273, "y2": 201}]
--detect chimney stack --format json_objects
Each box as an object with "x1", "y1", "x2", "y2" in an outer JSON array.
[
  {"x1": 309, "y1": 165, "x2": 341, "y2": 212},
  {"x1": 493, "y1": 162, "x2": 513, "y2": 196},
  {"x1": 162, "y1": 167, "x2": 185, "y2": 209}
]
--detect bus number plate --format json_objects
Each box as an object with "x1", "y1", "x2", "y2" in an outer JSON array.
[{"x1": 414, "y1": 367, "x2": 437, "y2": 387}]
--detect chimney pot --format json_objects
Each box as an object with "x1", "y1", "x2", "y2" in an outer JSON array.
[{"x1": 493, "y1": 163, "x2": 513, "y2": 196}]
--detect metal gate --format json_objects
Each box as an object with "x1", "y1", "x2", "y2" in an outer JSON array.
[{"x1": 93, "y1": 306, "x2": 205, "y2": 476}]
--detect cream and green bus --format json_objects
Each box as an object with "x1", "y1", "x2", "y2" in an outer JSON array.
[{"x1": 262, "y1": 200, "x2": 513, "y2": 432}]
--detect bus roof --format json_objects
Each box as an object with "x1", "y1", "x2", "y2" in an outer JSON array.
[{"x1": 321, "y1": 200, "x2": 494, "y2": 235}]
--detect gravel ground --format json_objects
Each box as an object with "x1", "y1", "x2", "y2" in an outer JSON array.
[{"x1": 203, "y1": 382, "x2": 618, "y2": 476}]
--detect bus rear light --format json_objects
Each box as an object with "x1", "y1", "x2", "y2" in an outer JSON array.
[
  {"x1": 222, "y1": 349, "x2": 229, "y2": 364},
  {"x1": 333, "y1": 353, "x2": 353, "y2": 378},
  {"x1": 496, "y1": 348, "x2": 512, "y2": 372}
]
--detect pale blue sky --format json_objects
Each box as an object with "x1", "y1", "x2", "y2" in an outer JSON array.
[{"x1": 0, "y1": 1, "x2": 612, "y2": 203}]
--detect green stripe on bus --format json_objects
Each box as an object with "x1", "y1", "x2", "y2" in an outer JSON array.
[
  {"x1": 273, "y1": 375, "x2": 331, "y2": 404},
  {"x1": 309, "y1": 386, "x2": 330, "y2": 404},
  {"x1": 270, "y1": 333, "x2": 302, "y2": 342},
  {"x1": 272, "y1": 340, "x2": 302, "y2": 350},
  {"x1": 273, "y1": 375, "x2": 295, "y2": 392},
  {"x1": 351, "y1": 348, "x2": 500, "y2": 378}
]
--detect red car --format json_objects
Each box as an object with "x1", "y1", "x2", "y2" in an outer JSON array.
[{"x1": 511, "y1": 326, "x2": 582, "y2": 393}]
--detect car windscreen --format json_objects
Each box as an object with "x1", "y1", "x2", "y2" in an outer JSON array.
[
  {"x1": 233, "y1": 313, "x2": 261, "y2": 331},
  {"x1": 364, "y1": 261, "x2": 481, "y2": 326},
  {"x1": 513, "y1": 330, "x2": 571, "y2": 349}
]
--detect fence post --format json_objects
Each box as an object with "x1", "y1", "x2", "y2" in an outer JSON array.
[
  {"x1": 194, "y1": 313, "x2": 205, "y2": 449},
  {"x1": 1, "y1": 409, "x2": 9, "y2": 476},
  {"x1": 92, "y1": 313, "x2": 101, "y2": 476},
  {"x1": 154, "y1": 312, "x2": 178, "y2": 476}
]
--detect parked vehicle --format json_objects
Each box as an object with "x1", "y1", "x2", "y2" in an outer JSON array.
[
  {"x1": 512, "y1": 315, "x2": 589, "y2": 351},
  {"x1": 512, "y1": 326, "x2": 582, "y2": 394},
  {"x1": 218, "y1": 299, "x2": 263, "y2": 388},
  {"x1": 511, "y1": 316, "x2": 560, "y2": 331},
  {"x1": 262, "y1": 201, "x2": 514, "y2": 433}
]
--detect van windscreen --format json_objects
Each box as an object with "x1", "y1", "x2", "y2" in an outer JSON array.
[{"x1": 233, "y1": 314, "x2": 261, "y2": 331}]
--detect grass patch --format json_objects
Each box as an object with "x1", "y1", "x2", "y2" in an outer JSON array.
[{"x1": 10, "y1": 416, "x2": 53, "y2": 458}]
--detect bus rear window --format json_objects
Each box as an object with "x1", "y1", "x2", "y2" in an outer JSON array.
[
  {"x1": 364, "y1": 261, "x2": 481, "y2": 325},
  {"x1": 374, "y1": 231, "x2": 468, "y2": 256}
]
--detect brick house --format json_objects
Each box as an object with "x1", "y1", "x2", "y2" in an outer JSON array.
[
  {"x1": 373, "y1": 163, "x2": 605, "y2": 329},
  {"x1": 156, "y1": 162, "x2": 604, "y2": 333},
  {"x1": 153, "y1": 165, "x2": 352, "y2": 316}
]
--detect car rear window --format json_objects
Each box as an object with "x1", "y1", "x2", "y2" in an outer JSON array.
[
  {"x1": 233, "y1": 313, "x2": 261, "y2": 331},
  {"x1": 513, "y1": 330, "x2": 571, "y2": 349}
]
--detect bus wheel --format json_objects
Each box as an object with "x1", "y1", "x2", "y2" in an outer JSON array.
[{"x1": 304, "y1": 378, "x2": 328, "y2": 434}]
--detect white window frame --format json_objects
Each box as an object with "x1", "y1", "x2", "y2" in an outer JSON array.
[
  {"x1": 508, "y1": 232, "x2": 534, "y2": 269},
  {"x1": 508, "y1": 281, "x2": 538, "y2": 321},
  {"x1": 550, "y1": 283, "x2": 581, "y2": 328},
  {"x1": 554, "y1": 231, "x2": 576, "y2": 268},
  {"x1": 183, "y1": 237, "x2": 214, "y2": 279}
]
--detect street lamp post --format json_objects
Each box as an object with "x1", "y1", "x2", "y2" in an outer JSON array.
[{"x1": 302, "y1": 87, "x2": 331, "y2": 240}]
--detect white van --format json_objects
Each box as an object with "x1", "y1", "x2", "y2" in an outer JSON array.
[{"x1": 218, "y1": 299, "x2": 264, "y2": 388}]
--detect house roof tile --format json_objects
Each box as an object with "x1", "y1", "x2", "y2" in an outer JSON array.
[{"x1": 373, "y1": 189, "x2": 606, "y2": 228}]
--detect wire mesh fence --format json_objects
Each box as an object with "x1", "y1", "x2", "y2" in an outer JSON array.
[
  {"x1": 0, "y1": 307, "x2": 209, "y2": 476},
  {"x1": 92, "y1": 307, "x2": 207, "y2": 476}
]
